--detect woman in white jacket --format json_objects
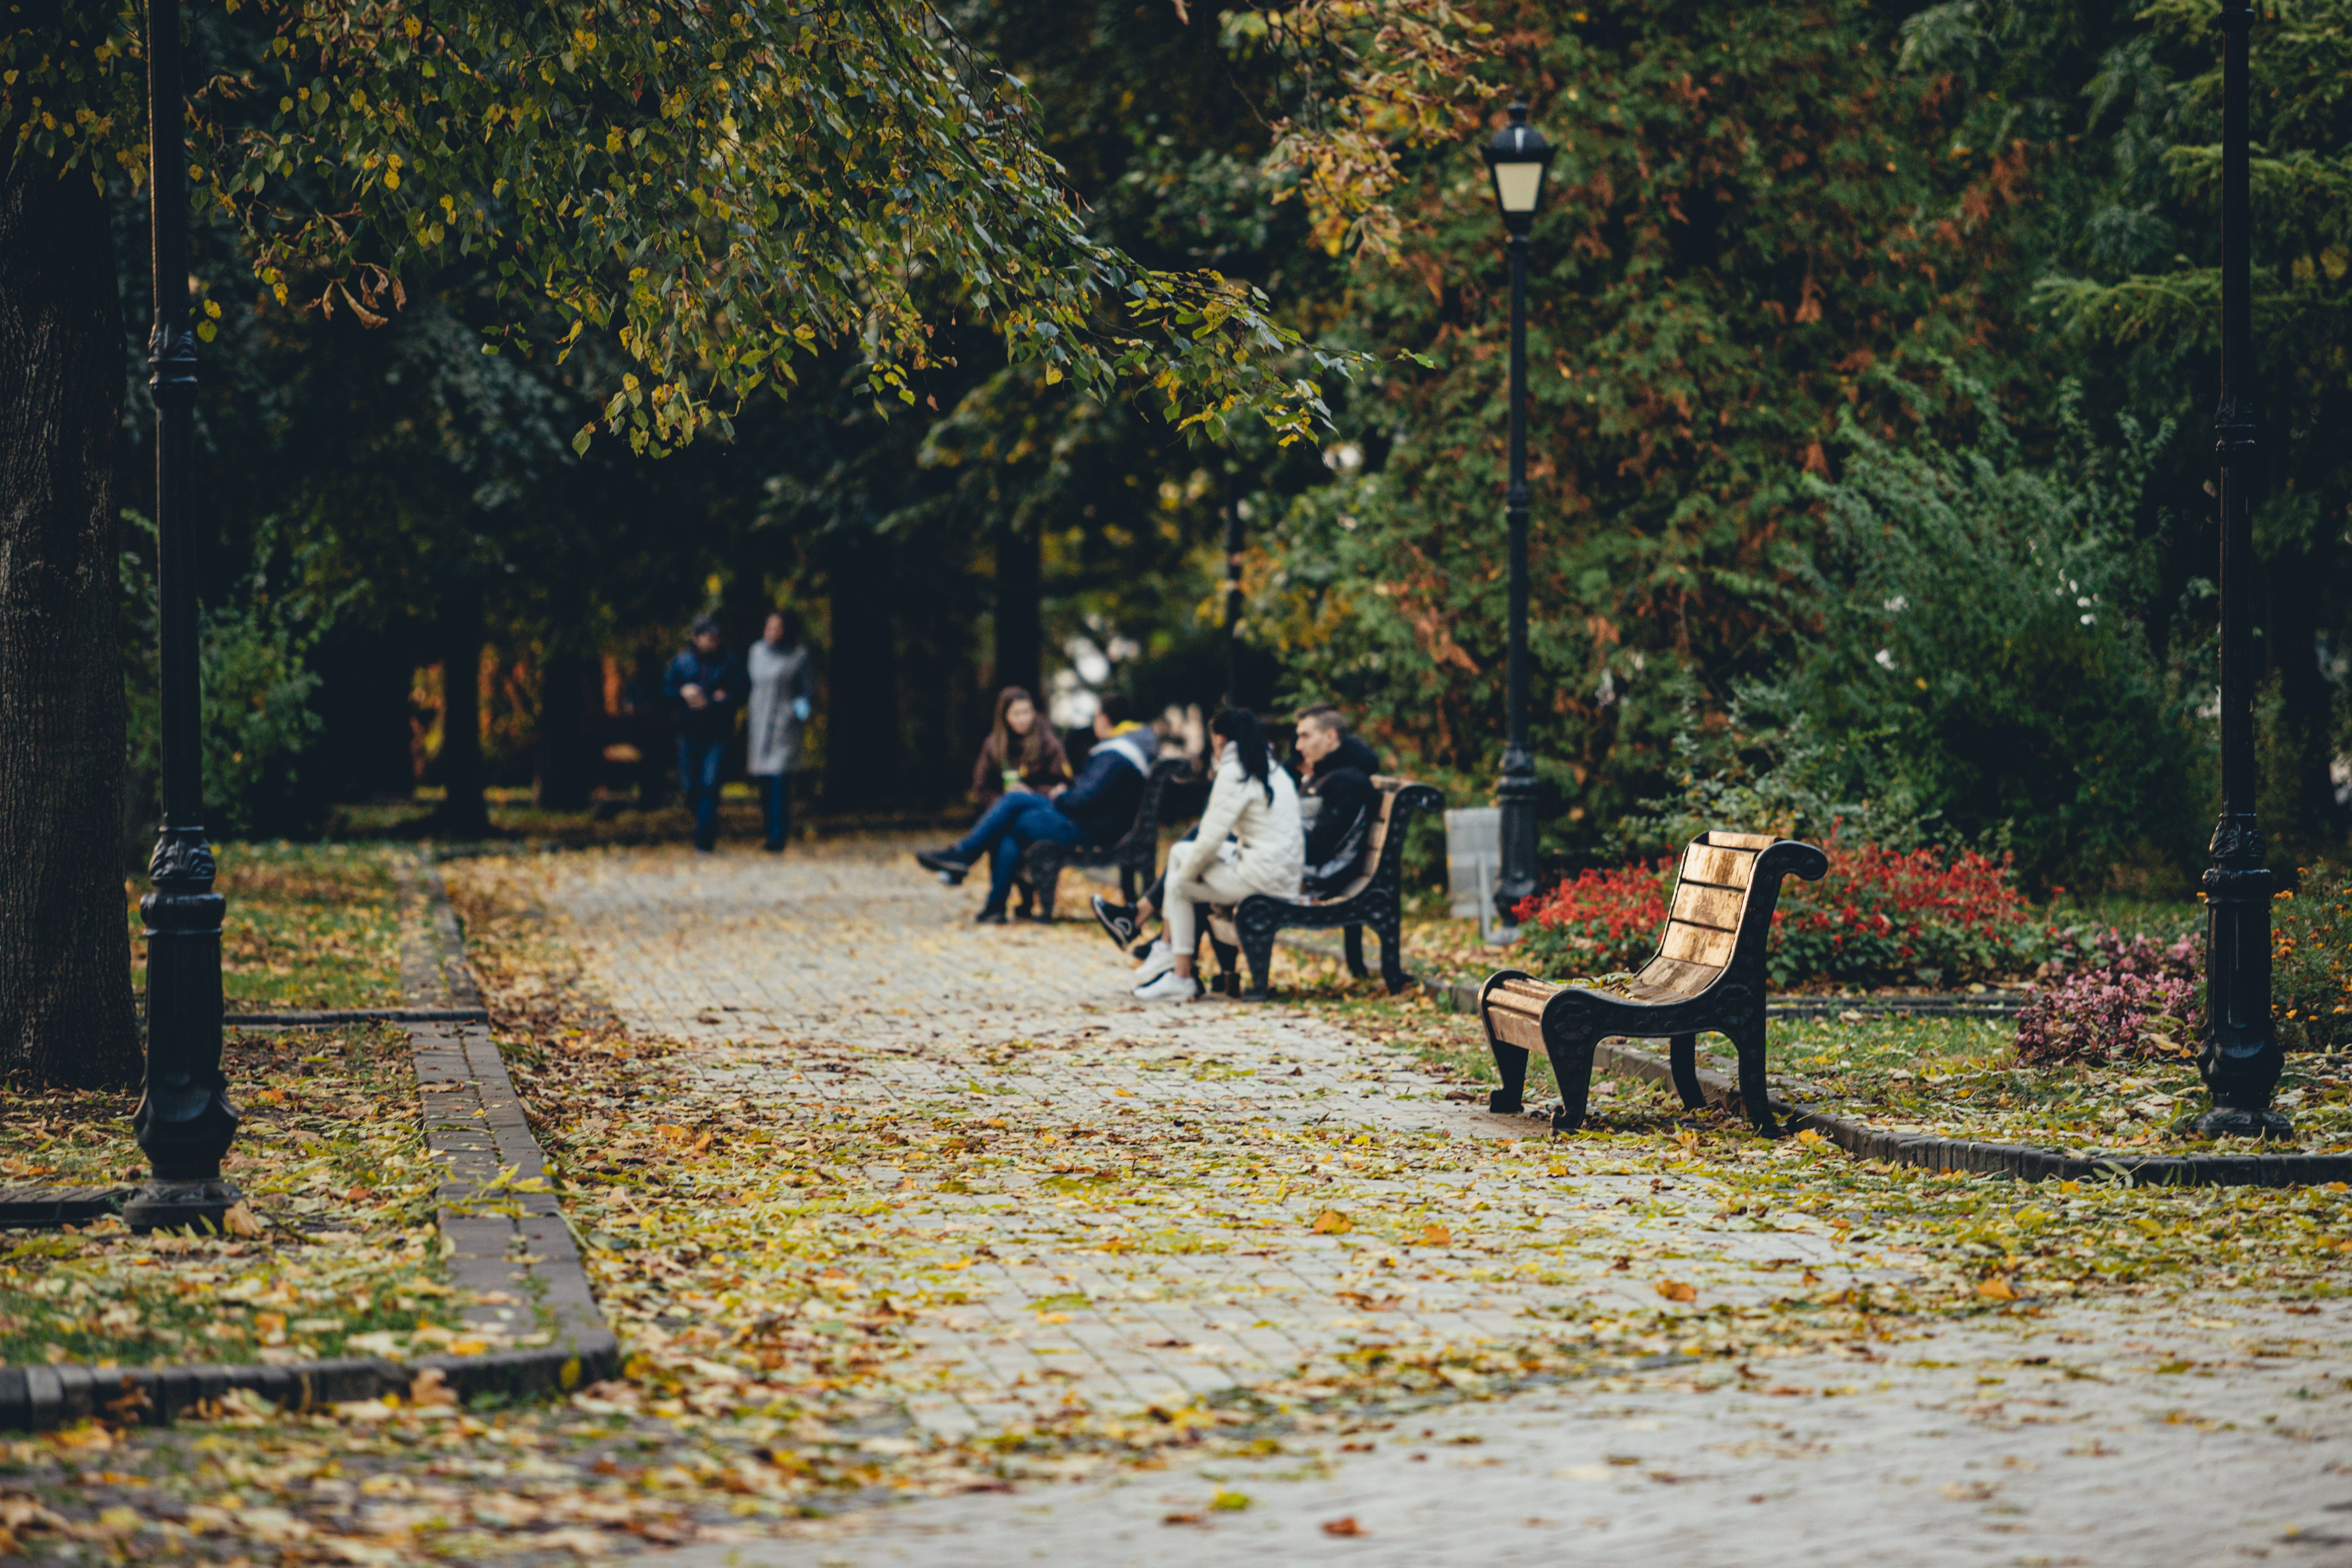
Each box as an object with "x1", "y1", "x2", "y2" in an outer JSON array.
[{"x1": 1135, "y1": 708, "x2": 1303, "y2": 1002}]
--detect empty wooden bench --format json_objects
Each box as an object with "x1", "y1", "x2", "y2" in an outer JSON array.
[
  {"x1": 1012, "y1": 757, "x2": 1195, "y2": 922},
  {"x1": 1478, "y1": 830, "x2": 1827, "y2": 1136},
  {"x1": 1205, "y1": 777, "x2": 1445, "y2": 1001}
]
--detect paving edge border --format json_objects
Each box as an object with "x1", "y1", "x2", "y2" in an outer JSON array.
[
  {"x1": 0, "y1": 860, "x2": 619, "y2": 1433},
  {"x1": 1422, "y1": 975, "x2": 2352, "y2": 1188}
]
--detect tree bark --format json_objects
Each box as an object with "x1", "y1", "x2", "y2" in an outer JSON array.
[
  {"x1": 433, "y1": 602, "x2": 492, "y2": 836},
  {"x1": 534, "y1": 649, "x2": 592, "y2": 810},
  {"x1": 0, "y1": 156, "x2": 142, "y2": 1088},
  {"x1": 994, "y1": 519, "x2": 1041, "y2": 700},
  {"x1": 822, "y1": 527, "x2": 899, "y2": 808}
]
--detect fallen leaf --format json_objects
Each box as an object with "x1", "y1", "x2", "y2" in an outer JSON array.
[
  {"x1": 1414, "y1": 1223, "x2": 1452, "y2": 1247},
  {"x1": 1977, "y1": 1277, "x2": 2018, "y2": 1301},
  {"x1": 1312, "y1": 1210, "x2": 1352, "y2": 1235},
  {"x1": 1322, "y1": 1516, "x2": 1366, "y2": 1536},
  {"x1": 221, "y1": 1202, "x2": 263, "y2": 1238},
  {"x1": 1655, "y1": 1279, "x2": 1697, "y2": 1304}
]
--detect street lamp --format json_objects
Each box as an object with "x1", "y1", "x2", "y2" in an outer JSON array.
[
  {"x1": 2192, "y1": 0, "x2": 2288, "y2": 1139},
  {"x1": 1483, "y1": 99, "x2": 1553, "y2": 929},
  {"x1": 127, "y1": 0, "x2": 241, "y2": 1232}
]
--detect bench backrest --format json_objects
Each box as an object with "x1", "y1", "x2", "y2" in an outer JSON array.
[
  {"x1": 1110, "y1": 757, "x2": 1197, "y2": 856},
  {"x1": 1308, "y1": 775, "x2": 1439, "y2": 904},
  {"x1": 1628, "y1": 829, "x2": 1808, "y2": 1002}
]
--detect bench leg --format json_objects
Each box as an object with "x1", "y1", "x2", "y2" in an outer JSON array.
[
  {"x1": 1542, "y1": 1029, "x2": 1599, "y2": 1133},
  {"x1": 1239, "y1": 932, "x2": 1275, "y2": 1002},
  {"x1": 1487, "y1": 1040, "x2": 1528, "y2": 1114},
  {"x1": 1210, "y1": 938, "x2": 1241, "y2": 997},
  {"x1": 1668, "y1": 1033, "x2": 1705, "y2": 1111},
  {"x1": 1032, "y1": 863, "x2": 1060, "y2": 922},
  {"x1": 1343, "y1": 924, "x2": 1369, "y2": 980},
  {"x1": 1729, "y1": 1021, "x2": 1779, "y2": 1137},
  {"x1": 1374, "y1": 918, "x2": 1407, "y2": 995}
]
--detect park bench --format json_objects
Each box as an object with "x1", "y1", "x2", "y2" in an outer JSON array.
[
  {"x1": 1204, "y1": 777, "x2": 1445, "y2": 1002},
  {"x1": 1012, "y1": 757, "x2": 1195, "y2": 922},
  {"x1": 1478, "y1": 830, "x2": 1827, "y2": 1136}
]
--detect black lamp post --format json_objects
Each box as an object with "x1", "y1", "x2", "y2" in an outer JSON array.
[
  {"x1": 127, "y1": 0, "x2": 241, "y2": 1232},
  {"x1": 2192, "y1": 0, "x2": 2288, "y2": 1140},
  {"x1": 1483, "y1": 100, "x2": 1553, "y2": 928}
]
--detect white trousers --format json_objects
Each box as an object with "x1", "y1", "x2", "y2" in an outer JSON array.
[{"x1": 1165, "y1": 859, "x2": 1261, "y2": 959}]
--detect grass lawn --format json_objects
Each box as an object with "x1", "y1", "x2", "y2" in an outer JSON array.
[
  {"x1": 0, "y1": 1025, "x2": 484, "y2": 1369},
  {"x1": 125, "y1": 841, "x2": 403, "y2": 1013}
]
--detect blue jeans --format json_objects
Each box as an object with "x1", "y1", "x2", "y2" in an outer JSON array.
[
  {"x1": 758, "y1": 774, "x2": 791, "y2": 849},
  {"x1": 677, "y1": 736, "x2": 726, "y2": 849},
  {"x1": 953, "y1": 793, "x2": 1086, "y2": 909}
]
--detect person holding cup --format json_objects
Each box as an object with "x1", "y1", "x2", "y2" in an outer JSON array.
[{"x1": 967, "y1": 686, "x2": 1070, "y2": 813}]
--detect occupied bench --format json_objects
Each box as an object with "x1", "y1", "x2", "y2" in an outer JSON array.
[
  {"x1": 1205, "y1": 777, "x2": 1445, "y2": 1001},
  {"x1": 1012, "y1": 757, "x2": 1194, "y2": 922},
  {"x1": 1478, "y1": 830, "x2": 1827, "y2": 1136}
]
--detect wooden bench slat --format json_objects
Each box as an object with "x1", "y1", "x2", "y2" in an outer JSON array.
[
  {"x1": 1705, "y1": 830, "x2": 1778, "y2": 851},
  {"x1": 1659, "y1": 918, "x2": 1737, "y2": 968},
  {"x1": 1498, "y1": 977, "x2": 1561, "y2": 1001},
  {"x1": 1636, "y1": 955, "x2": 1721, "y2": 996},
  {"x1": 1489, "y1": 1008, "x2": 1547, "y2": 1052},
  {"x1": 1668, "y1": 880, "x2": 1745, "y2": 932},
  {"x1": 1682, "y1": 844, "x2": 1758, "y2": 890},
  {"x1": 1486, "y1": 988, "x2": 1550, "y2": 1016}
]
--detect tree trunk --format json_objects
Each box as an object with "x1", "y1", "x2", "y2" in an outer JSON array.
[
  {"x1": 434, "y1": 603, "x2": 492, "y2": 836},
  {"x1": 534, "y1": 649, "x2": 592, "y2": 810},
  {"x1": 0, "y1": 156, "x2": 142, "y2": 1088},
  {"x1": 995, "y1": 519, "x2": 1041, "y2": 700},
  {"x1": 822, "y1": 528, "x2": 899, "y2": 808}
]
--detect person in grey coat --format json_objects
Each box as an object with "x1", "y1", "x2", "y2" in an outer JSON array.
[{"x1": 747, "y1": 610, "x2": 814, "y2": 852}]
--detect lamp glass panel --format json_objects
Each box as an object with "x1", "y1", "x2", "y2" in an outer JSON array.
[{"x1": 1493, "y1": 161, "x2": 1545, "y2": 213}]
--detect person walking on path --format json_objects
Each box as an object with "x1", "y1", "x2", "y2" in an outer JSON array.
[
  {"x1": 663, "y1": 615, "x2": 744, "y2": 853},
  {"x1": 968, "y1": 686, "x2": 1071, "y2": 814},
  {"x1": 1134, "y1": 707, "x2": 1302, "y2": 1001},
  {"x1": 914, "y1": 694, "x2": 1155, "y2": 923},
  {"x1": 746, "y1": 610, "x2": 814, "y2": 854}
]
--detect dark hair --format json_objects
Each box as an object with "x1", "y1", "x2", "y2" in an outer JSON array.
[
  {"x1": 691, "y1": 613, "x2": 722, "y2": 639},
  {"x1": 1294, "y1": 703, "x2": 1346, "y2": 737},
  {"x1": 990, "y1": 686, "x2": 1051, "y2": 778},
  {"x1": 766, "y1": 607, "x2": 806, "y2": 646},
  {"x1": 1212, "y1": 707, "x2": 1275, "y2": 802},
  {"x1": 1096, "y1": 692, "x2": 1133, "y2": 728}
]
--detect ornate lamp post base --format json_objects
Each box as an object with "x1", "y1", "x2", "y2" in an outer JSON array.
[
  {"x1": 124, "y1": 1179, "x2": 241, "y2": 1235},
  {"x1": 2180, "y1": 1106, "x2": 2294, "y2": 1141}
]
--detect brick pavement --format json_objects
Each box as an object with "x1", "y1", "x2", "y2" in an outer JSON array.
[{"x1": 540, "y1": 841, "x2": 2352, "y2": 1565}]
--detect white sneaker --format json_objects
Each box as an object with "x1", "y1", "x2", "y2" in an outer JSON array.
[
  {"x1": 1132, "y1": 969, "x2": 1201, "y2": 1002},
  {"x1": 1131, "y1": 937, "x2": 1171, "y2": 977}
]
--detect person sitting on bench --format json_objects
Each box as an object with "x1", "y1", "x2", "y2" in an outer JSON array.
[
  {"x1": 915, "y1": 694, "x2": 1156, "y2": 924},
  {"x1": 1095, "y1": 702, "x2": 1377, "y2": 968},
  {"x1": 1131, "y1": 707, "x2": 1303, "y2": 1002}
]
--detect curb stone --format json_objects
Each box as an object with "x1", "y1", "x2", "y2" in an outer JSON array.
[
  {"x1": 0, "y1": 857, "x2": 617, "y2": 1432},
  {"x1": 1419, "y1": 974, "x2": 2352, "y2": 1188}
]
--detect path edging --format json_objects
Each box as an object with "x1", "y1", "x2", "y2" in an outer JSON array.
[
  {"x1": 1422, "y1": 975, "x2": 2349, "y2": 1188},
  {"x1": 0, "y1": 860, "x2": 617, "y2": 1433}
]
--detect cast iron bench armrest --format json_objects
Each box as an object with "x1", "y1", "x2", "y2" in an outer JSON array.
[
  {"x1": 1202, "y1": 778, "x2": 1445, "y2": 1001},
  {"x1": 1475, "y1": 830, "x2": 1827, "y2": 1137}
]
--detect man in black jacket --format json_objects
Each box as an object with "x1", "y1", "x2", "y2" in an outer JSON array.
[{"x1": 1292, "y1": 705, "x2": 1381, "y2": 897}]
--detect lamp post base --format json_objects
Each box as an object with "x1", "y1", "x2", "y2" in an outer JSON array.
[
  {"x1": 122, "y1": 1178, "x2": 241, "y2": 1235},
  {"x1": 2176, "y1": 1106, "x2": 2294, "y2": 1141}
]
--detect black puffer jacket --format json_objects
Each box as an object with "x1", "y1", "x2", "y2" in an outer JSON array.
[{"x1": 1301, "y1": 734, "x2": 1381, "y2": 897}]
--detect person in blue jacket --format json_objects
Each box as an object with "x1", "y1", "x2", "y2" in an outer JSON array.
[
  {"x1": 915, "y1": 693, "x2": 1156, "y2": 923},
  {"x1": 662, "y1": 615, "x2": 745, "y2": 853}
]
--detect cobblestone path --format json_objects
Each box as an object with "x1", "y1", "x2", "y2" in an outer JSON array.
[{"x1": 534, "y1": 842, "x2": 2352, "y2": 1567}]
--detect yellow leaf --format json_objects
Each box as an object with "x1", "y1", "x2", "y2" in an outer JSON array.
[
  {"x1": 1414, "y1": 1223, "x2": 1452, "y2": 1248},
  {"x1": 1655, "y1": 1279, "x2": 1697, "y2": 1304},
  {"x1": 1794, "y1": 1129, "x2": 1825, "y2": 1146},
  {"x1": 1045, "y1": 366, "x2": 1063, "y2": 385},
  {"x1": 221, "y1": 1202, "x2": 263, "y2": 1238},
  {"x1": 1311, "y1": 1209, "x2": 1352, "y2": 1235},
  {"x1": 1977, "y1": 1277, "x2": 2018, "y2": 1301},
  {"x1": 1210, "y1": 1490, "x2": 1250, "y2": 1511}
]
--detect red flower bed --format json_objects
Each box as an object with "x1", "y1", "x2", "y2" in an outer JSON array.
[{"x1": 1513, "y1": 837, "x2": 2047, "y2": 991}]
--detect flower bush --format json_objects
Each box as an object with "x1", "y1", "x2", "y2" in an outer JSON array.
[
  {"x1": 1512, "y1": 838, "x2": 2045, "y2": 991},
  {"x1": 2014, "y1": 968, "x2": 2200, "y2": 1066}
]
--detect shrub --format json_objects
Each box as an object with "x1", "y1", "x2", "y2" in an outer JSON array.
[
  {"x1": 2014, "y1": 970, "x2": 2200, "y2": 1067},
  {"x1": 1512, "y1": 836, "x2": 2046, "y2": 991},
  {"x1": 2275, "y1": 863, "x2": 2352, "y2": 1052}
]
